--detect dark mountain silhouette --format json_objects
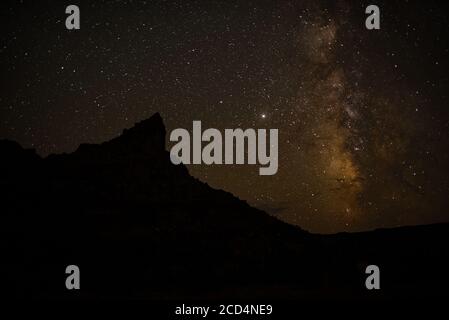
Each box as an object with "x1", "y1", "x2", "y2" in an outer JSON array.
[{"x1": 1, "y1": 112, "x2": 448, "y2": 300}]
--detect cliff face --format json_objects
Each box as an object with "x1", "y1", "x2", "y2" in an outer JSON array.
[
  {"x1": 39, "y1": 112, "x2": 301, "y2": 234},
  {"x1": 1, "y1": 113, "x2": 310, "y2": 299},
  {"x1": 1, "y1": 113, "x2": 448, "y2": 300}
]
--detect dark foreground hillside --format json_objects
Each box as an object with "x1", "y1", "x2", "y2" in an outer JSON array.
[{"x1": 1, "y1": 113, "x2": 448, "y2": 300}]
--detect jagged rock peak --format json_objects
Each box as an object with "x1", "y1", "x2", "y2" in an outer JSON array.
[
  {"x1": 118, "y1": 112, "x2": 166, "y2": 151},
  {"x1": 70, "y1": 112, "x2": 167, "y2": 159}
]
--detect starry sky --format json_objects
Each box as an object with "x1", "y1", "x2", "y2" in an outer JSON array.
[{"x1": 1, "y1": 0, "x2": 449, "y2": 233}]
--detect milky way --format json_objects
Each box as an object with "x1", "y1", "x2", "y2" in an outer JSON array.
[{"x1": 1, "y1": 0, "x2": 448, "y2": 233}]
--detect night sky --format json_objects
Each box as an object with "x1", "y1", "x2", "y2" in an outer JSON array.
[{"x1": 1, "y1": 0, "x2": 449, "y2": 233}]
